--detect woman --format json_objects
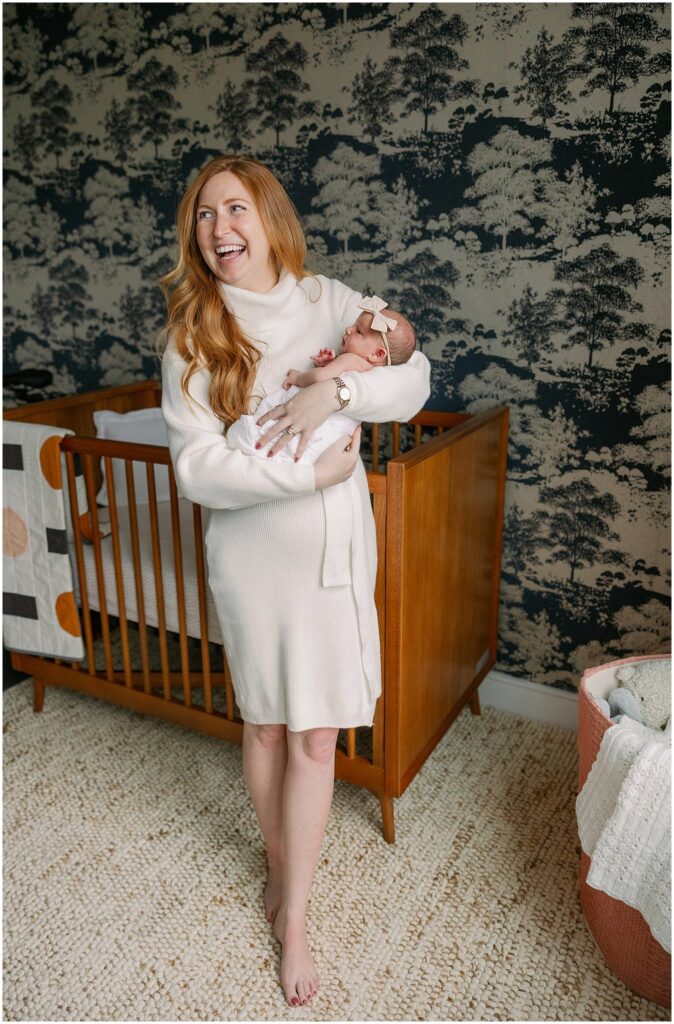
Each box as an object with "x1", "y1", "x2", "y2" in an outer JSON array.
[{"x1": 158, "y1": 155, "x2": 430, "y2": 1008}]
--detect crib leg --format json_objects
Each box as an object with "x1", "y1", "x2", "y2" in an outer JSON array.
[
  {"x1": 378, "y1": 794, "x2": 395, "y2": 844},
  {"x1": 469, "y1": 691, "x2": 481, "y2": 716},
  {"x1": 33, "y1": 679, "x2": 45, "y2": 713}
]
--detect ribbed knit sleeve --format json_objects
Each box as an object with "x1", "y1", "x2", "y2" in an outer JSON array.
[
  {"x1": 161, "y1": 344, "x2": 316, "y2": 510},
  {"x1": 331, "y1": 278, "x2": 433, "y2": 424}
]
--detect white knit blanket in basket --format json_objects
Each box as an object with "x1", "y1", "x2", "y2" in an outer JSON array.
[{"x1": 576, "y1": 715, "x2": 671, "y2": 953}]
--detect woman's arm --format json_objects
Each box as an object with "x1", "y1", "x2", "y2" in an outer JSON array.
[
  {"x1": 341, "y1": 351, "x2": 431, "y2": 423},
  {"x1": 161, "y1": 344, "x2": 315, "y2": 510},
  {"x1": 332, "y1": 279, "x2": 432, "y2": 423}
]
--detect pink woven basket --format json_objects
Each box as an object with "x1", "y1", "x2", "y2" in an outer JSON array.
[{"x1": 578, "y1": 654, "x2": 671, "y2": 1008}]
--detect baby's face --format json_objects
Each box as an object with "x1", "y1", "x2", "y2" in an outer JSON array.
[{"x1": 341, "y1": 312, "x2": 385, "y2": 360}]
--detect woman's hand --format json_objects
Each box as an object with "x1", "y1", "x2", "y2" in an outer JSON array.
[
  {"x1": 256, "y1": 378, "x2": 341, "y2": 461},
  {"x1": 313, "y1": 425, "x2": 363, "y2": 490}
]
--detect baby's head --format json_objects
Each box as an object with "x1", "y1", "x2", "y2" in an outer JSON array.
[{"x1": 341, "y1": 309, "x2": 416, "y2": 366}]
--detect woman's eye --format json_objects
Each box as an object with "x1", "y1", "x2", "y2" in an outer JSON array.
[
  {"x1": 197, "y1": 210, "x2": 213, "y2": 220},
  {"x1": 231, "y1": 204, "x2": 245, "y2": 213}
]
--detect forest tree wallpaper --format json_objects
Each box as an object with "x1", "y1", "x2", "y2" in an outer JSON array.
[{"x1": 3, "y1": 2, "x2": 671, "y2": 691}]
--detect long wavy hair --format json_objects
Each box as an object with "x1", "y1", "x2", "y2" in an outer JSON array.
[{"x1": 157, "y1": 154, "x2": 315, "y2": 430}]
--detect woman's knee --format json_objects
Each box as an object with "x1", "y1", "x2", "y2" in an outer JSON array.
[
  {"x1": 244, "y1": 721, "x2": 287, "y2": 748},
  {"x1": 288, "y1": 726, "x2": 339, "y2": 765}
]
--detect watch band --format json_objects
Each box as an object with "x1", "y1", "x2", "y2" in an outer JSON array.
[{"x1": 332, "y1": 376, "x2": 351, "y2": 411}]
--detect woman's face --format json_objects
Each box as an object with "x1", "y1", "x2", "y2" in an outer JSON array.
[{"x1": 195, "y1": 171, "x2": 278, "y2": 293}]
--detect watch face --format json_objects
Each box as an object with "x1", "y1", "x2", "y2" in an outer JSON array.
[{"x1": 339, "y1": 386, "x2": 351, "y2": 401}]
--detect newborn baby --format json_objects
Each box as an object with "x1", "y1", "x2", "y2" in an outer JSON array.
[{"x1": 226, "y1": 296, "x2": 416, "y2": 464}]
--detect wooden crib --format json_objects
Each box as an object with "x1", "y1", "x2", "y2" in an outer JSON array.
[{"x1": 5, "y1": 381, "x2": 509, "y2": 842}]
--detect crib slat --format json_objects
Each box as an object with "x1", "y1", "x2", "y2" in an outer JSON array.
[
  {"x1": 414, "y1": 423, "x2": 422, "y2": 447},
  {"x1": 346, "y1": 728, "x2": 356, "y2": 758},
  {"x1": 64, "y1": 451, "x2": 95, "y2": 673},
  {"x1": 82, "y1": 453, "x2": 113, "y2": 682},
  {"x1": 104, "y1": 457, "x2": 132, "y2": 688},
  {"x1": 146, "y1": 464, "x2": 170, "y2": 699},
  {"x1": 223, "y1": 649, "x2": 236, "y2": 721},
  {"x1": 192, "y1": 504, "x2": 213, "y2": 714},
  {"x1": 124, "y1": 462, "x2": 151, "y2": 693},
  {"x1": 168, "y1": 472, "x2": 191, "y2": 706},
  {"x1": 392, "y1": 421, "x2": 400, "y2": 457},
  {"x1": 371, "y1": 423, "x2": 379, "y2": 473}
]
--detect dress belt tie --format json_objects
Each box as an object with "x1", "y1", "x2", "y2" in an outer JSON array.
[{"x1": 320, "y1": 476, "x2": 382, "y2": 706}]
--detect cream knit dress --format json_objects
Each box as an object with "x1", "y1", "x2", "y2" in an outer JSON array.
[{"x1": 161, "y1": 270, "x2": 431, "y2": 731}]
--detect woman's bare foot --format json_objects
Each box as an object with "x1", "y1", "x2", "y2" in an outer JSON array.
[
  {"x1": 272, "y1": 905, "x2": 320, "y2": 1007},
  {"x1": 265, "y1": 859, "x2": 283, "y2": 924}
]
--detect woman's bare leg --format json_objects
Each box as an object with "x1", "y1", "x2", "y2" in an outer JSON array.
[
  {"x1": 241, "y1": 721, "x2": 288, "y2": 924},
  {"x1": 272, "y1": 726, "x2": 338, "y2": 1007}
]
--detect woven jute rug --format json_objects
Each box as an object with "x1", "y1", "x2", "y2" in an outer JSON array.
[{"x1": 3, "y1": 675, "x2": 668, "y2": 1022}]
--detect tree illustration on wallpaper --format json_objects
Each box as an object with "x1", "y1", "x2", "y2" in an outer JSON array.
[
  {"x1": 80, "y1": 169, "x2": 129, "y2": 258},
  {"x1": 245, "y1": 33, "x2": 317, "y2": 150},
  {"x1": 389, "y1": 4, "x2": 470, "y2": 136},
  {"x1": 518, "y1": 403, "x2": 591, "y2": 481},
  {"x1": 212, "y1": 80, "x2": 256, "y2": 153},
  {"x1": 52, "y1": 257, "x2": 94, "y2": 350},
  {"x1": 10, "y1": 114, "x2": 39, "y2": 171},
  {"x1": 509, "y1": 26, "x2": 575, "y2": 127},
  {"x1": 532, "y1": 162, "x2": 605, "y2": 258},
  {"x1": 387, "y1": 249, "x2": 459, "y2": 351},
  {"x1": 539, "y1": 477, "x2": 623, "y2": 586},
  {"x1": 127, "y1": 57, "x2": 188, "y2": 160},
  {"x1": 345, "y1": 55, "x2": 401, "y2": 143},
  {"x1": 31, "y1": 76, "x2": 79, "y2": 170},
  {"x1": 3, "y1": 7, "x2": 46, "y2": 93},
  {"x1": 568, "y1": 2, "x2": 669, "y2": 116},
  {"x1": 551, "y1": 244, "x2": 646, "y2": 371},
  {"x1": 30, "y1": 286, "x2": 57, "y2": 342},
  {"x1": 64, "y1": 3, "x2": 146, "y2": 74},
  {"x1": 161, "y1": 5, "x2": 237, "y2": 53},
  {"x1": 103, "y1": 98, "x2": 136, "y2": 162},
  {"x1": 499, "y1": 284, "x2": 563, "y2": 376},
  {"x1": 368, "y1": 176, "x2": 425, "y2": 259},
  {"x1": 619, "y1": 381, "x2": 671, "y2": 483},
  {"x1": 461, "y1": 127, "x2": 552, "y2": 252},
  {"x1": 308, "y1": 145, "x2": 380, "y2": 255},
  {"x1": 4, "y1": 179, "x2": 61, "y2": 261},
  {"x1": 503, "y1": 504, "x2": 546, "y2": 577}
]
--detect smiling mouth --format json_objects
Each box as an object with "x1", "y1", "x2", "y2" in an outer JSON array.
[{"x1": 215, "y1": 244, "x2": 246, "y2": 263}]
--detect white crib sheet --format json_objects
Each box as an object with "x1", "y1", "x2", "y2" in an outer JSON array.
[{"x1": 70, "y1": 499, "x2": 223, "y2": 644}]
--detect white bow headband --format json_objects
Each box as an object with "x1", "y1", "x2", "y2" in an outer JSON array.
[{"x1": 357, "y1": 295, "x2": 397, "y2": 365}]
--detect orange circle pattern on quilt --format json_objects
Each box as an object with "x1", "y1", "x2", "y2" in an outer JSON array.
[
  {"x1": 55, "y1": 592, "x2": 81, "y2": 637},
  {"x1": 3, "y1": 507, "x2": 29, "y2": 557},
  {"x1": 39, "y1": 436, "x2": 63, "y2": 490}
]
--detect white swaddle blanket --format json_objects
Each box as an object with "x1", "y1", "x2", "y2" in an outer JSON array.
[
  {"x1": 576, "y1": 715, "x2": 671, "y2": 952},
  {"x1": 226, "y1": 383, "x2": 357, "y2": 464}
]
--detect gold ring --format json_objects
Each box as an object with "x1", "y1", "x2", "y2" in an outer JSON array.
[{"x1": 285, "y1": 427, "x2": 297, "y2": 437}]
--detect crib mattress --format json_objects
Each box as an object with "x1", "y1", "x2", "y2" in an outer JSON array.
[{"x1": 70, "y1": 499, "x2": 223, "y2": 644}]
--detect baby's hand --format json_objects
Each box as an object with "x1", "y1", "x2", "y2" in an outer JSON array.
[
  {"x1": 283, "y1": 368, "x2": 301, "y2": 390},
  {"x1": 310, "y1": 347, "x2": 336, "y2": 367}
]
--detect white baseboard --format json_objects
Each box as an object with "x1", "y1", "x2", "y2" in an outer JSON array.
[{"x1": 479, "y1": 669, "x2": 578, "y2": 731}]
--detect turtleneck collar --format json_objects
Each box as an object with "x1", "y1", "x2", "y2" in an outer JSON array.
[{"x1": 217, "y1": 266, "x2": 303, "y2": 331}]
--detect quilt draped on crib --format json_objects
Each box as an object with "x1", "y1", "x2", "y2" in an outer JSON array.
[{"x1": 3, "y1": 421, "x2": 87, "y2": 660}]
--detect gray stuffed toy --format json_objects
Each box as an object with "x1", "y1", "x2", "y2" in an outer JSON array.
[{"x1": 592, "y1": 658, "x2": 671, "y2": 731}]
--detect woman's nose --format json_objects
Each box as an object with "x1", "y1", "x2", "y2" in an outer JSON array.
[{"x1": 213, "y1": 213, "x2": 232, "y2": 236}]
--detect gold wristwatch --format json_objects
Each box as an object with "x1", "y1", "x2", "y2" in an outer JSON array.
[{"x1": 332, "y1": 376, "x2": 351, "y2": 411}]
